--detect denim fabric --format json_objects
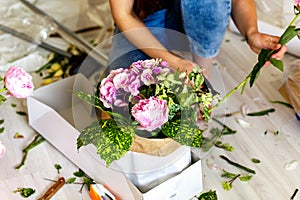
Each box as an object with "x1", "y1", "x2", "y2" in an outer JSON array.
[
  {"x1": 107, "y1": 1, "x2": 189, "y2": 72},
  {"x1": 108, "y1": 9, "x2": 170, "y2": 71},
  {"x1": 181, "y1": 0, "x2": 232, "y2": 58}
]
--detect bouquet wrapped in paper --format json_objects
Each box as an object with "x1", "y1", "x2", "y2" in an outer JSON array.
[{"x1": 74, "y1": 59, "x2": 219, "y2": 166}]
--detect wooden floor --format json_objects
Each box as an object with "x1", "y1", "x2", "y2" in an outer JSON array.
[
  {"x1": 1, "y1": 22, "x2": 300, "y2": 200},
  {"x1": 202, "y1": 30, "x2": 300, "y2": 200}
]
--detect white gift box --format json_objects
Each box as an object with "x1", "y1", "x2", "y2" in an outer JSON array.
[{"x1": 27, "y1": 74, "x2": 203, "y2": 200}]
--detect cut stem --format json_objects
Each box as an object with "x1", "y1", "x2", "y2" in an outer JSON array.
[
  {"x1": 220, "y1": 155, "x2": 256, "y2": 174},
  {"x1": 210, "y1": 74, "x2": 251, "y2": 112},
  {"x1": 15, "y1": 134, "x2": 45, "y2": 170}
]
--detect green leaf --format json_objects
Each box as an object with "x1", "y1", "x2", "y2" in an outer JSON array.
[
  {"x1": 83, "y1": 177, "x2": 94, "y2": 186},
  {"x1": 198, "y1": 190, "x2": 218, "y2": 200},
  {"x1": 54, "y1": 164, "x2": 62, "y2": 174},
  {"x1": 239, "y1": 175, "x2": 253, "y2": 182},
  {"x1": 11, "y1": 103, "x2": 17, "y2": 107},
  {"x1": 14, "y1": 187, "x2": 36, "y2": 198},
  {"x1": 74, "y1": 169, "x2": 85, "y2": 177},
  {"x1": 222, "y1": 181, "x2": 232, "y2": 190},
  {"x1": 215, "y1": 141, "x2": 234, "y2": 152},
  {"x1": 246, "y1": 108, "x2": 275, "y2": 116},
  {"x1": 16, "y1": 111, "x2": 27, "y2": 116},
  {"x1": 249, "y1": 63, "x2": 262, "y2": 87},
  {"x1": 0, "y1": 127, "x2": 4, "y2": 134},
  {"x1": 0, "y1": 94, "x2": 6, "y2": 106},
  {"x1": 0, "y1": 119, "x2": 4, "y2": 125},
  {"x1": 66, "y1": 177, "x2": 76, "y2": 184},
  {"x1": 194, "y1": 73, "x2": 205, "y2": 89},
  {"x1": 77, "y1": 119, "x2": 134, "y2": 166},
  {"x1": 270, "y1": 100, "x2": 293, "y2": 109},
  {"x1": 278, "y1": 26, "x2": 299, "y2": 44},
  {"x1": 161, "y1": 118, "x2": 204, "y2": 148},
  {"x1": 221, "y1": 170, "x2": 238, "y2": 179},
  {"x1": 251, "y1": 158, "x2": 261, "y2": 164},
  {"x1": 269, "y1": 58, "x2": 284, "y2": 71}
]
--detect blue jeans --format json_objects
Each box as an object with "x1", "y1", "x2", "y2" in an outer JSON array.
[
  {"x1": 181, "y1": 0, "x2": 232, "y2": 58},
  {"x1": 107, "y1": 4, "x2": 189, "y2": 72}
]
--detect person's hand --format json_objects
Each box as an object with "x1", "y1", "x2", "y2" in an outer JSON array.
[
  {"x1": 163, "y1": 53, "x2": 196, "y2": 74},
  {"x1": 246, "y1": 32, "x2": 288, "y2": 65}
]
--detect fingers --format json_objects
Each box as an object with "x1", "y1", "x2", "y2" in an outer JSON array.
[
  {"x1": 264, "y1": 35, "x2": 281, "y2": 50},
  {"x1": 271, "y1": 45, "x2": 288, "y2": 60}
]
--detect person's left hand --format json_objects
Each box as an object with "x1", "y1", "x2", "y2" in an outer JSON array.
[{"x1": 246, "y1": 32, "x2": 288, "y2": 65}]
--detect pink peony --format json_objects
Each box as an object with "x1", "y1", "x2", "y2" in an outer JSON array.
[
  {"x1": 0, "y1": 141, "x2": 6, "y2": 159},
  {"x1": 131, "y1": 97, "x2": 168, "y2": 131},
  {"x1": 4, "y1": 66, "x2": 34, "y2": 98}
]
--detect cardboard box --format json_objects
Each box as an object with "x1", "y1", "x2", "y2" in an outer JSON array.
[{"x1": 27, "y1": 74, "x2": 203, "y2": 200}]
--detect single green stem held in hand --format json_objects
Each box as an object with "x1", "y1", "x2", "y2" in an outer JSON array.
[{"x1": 211, "y1": 9, "x2": 300, "y2": 112}]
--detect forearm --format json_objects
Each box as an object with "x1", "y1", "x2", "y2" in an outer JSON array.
[
  {"x1": 109, "y1": 0, "x2": 177, "y2": 62},
  {"x1": 231, "y1": 0, "x2": 258, "y2": 40}
]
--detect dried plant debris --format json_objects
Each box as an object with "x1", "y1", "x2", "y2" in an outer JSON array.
[{"x1": 13, "y1": 132, "x2": 24, "y2": 139}]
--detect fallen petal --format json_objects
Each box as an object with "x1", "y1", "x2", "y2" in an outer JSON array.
[
  {"x1": 284, "y1": 160, "x2": 299, "y2": 170},
  {"x1": 236, "y1": 118, "x2": 253, "y2": 128}
]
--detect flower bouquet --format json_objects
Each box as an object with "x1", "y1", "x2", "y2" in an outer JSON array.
[{"x1": 74, "y1": 59, "x2": 219, "y2": 167}]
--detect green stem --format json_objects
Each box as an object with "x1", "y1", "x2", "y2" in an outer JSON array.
[
  {"x1": 210, "y1": 74, "x2": 251, "y2": 112},
  {"x1": 220, "y1": 155, "x2": 256, "y2": 174},
  {"x1": 228, "y1": 174, "x2": 241, "y2": 184},
  {"x1": 289, "y1": 13, "x2": 300, "y2": 26},
  {"x1": 15, "y1": 135, "x2": 45, "y2": 170}
]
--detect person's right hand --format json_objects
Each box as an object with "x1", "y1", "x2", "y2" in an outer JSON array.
[{"x1": 246, "y1": 32, "x2": 288, "y2": 65}]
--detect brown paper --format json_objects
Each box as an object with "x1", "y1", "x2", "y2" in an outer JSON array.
[
  {"x1": 280, "y1": 60, "x2": 300, "y2": 114},
  {"x1": 130, "y1": 135, "x2": 180, "y2": 156},
  {"x1": 97, "y1": 110, "x2": 180, "y2": 157}
]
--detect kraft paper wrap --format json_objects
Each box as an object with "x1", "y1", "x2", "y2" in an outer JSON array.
[
  {"x1": 99, "y1": 110, "x2": 181, "y2": 156},
  {"x1": 130, "y1": 135, "x2": 180, "y2": 156},
  {"x1": 280, "y1": 60, "x2": 300, "y2": 114}
]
